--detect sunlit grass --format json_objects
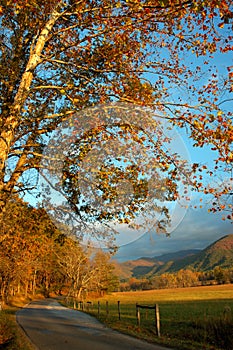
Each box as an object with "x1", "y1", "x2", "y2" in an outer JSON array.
[
  {"x1": 78, "y1": 284, "x2": 233, "y2": 350},
  {"x1": 108, "y1": 284, "x2": 233, "y2": 302}
]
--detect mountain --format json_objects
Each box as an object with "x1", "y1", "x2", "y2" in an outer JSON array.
[
  {"x1": 116, "y1": 234, "x2": 233, "y2": 279},
  {"x1": 148, "y1": 249, "x2": 201, "y2": 263},
  {"x1": 184, "y1": 234, "x2": 233, "y2": 272},
  {"x1": 116, "y1": 249, "x2": 200, "y2": 279},
  {"x1": 113, "y1": 257, "x2": 161, "y2": 279},
  {"x1": 158, "y1": 234, "x2": 233, "y2": 274}
]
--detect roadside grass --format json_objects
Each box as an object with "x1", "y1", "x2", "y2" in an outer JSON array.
[
  {"x1": 0, "y1": 296, "x2": 36, "y2": 350},
  {"x1": 68, "y1": 284, "x2": 233, "y2": 350}
]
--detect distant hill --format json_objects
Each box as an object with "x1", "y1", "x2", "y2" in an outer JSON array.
[
  {"x1": 116, "y1": 234, "x2": 233, "y2": 279},
  {"x1": 117, "y1": 249, "x2": 200, "y2": 279},
  {"x1": 113, "y1": 257, "x2": 160, "y2": 279},
  {"x1": 185, "y1": 234, "x2": 233, "y2": 272}
]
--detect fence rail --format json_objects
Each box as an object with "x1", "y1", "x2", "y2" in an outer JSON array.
[
  {"x1": 70, "y1": 299, "x2": 161, "y2": 337},
  {"x1": 64, "y1": 296, "x2": 233, "y2": 349},
  {"x1": 136, "y1": 303, "x2": 160, "y2": 336}
]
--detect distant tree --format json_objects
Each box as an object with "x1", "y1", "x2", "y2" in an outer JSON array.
[
  {"x1": 91, "y1": 250, "x2": 119, "y2": 294},
  {"x1": 56, "y1": 239, "x2": 118, "y2": 299},
  {"x1": 213, "y1": 266, "x2": 230, "y2": 284},
  {"x1": 176, "y1": 269, "x2": 199, "y2": 287}
]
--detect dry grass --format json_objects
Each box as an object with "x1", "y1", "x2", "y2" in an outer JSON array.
[{"x1": 109, "y1": 284, "x2": 233, "y2": 303}]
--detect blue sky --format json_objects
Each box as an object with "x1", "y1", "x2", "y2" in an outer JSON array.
[
  {"x1": 114, "y1": 205, "x2": 232, "y2": 261},
  {"x1": 113, "y1": 108, "x2": 232, "y2": 261},
  {"x1": 112, "y1": 39, "x2": 233, "y2": 261},
  {"x1": 113, "y1": 140, "x2": 232, "y2": 261}
]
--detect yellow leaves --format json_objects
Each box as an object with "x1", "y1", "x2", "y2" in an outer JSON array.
[
  {"x1": 119, "y1": 217, "x2": 130, "y2": 224},
  {"x1": 1, "y1": 0, "x2": 232, "y2": 231},
  {"x1": 193, "y1": 120, "x2": 202, "y2": 129},
  {"x1": 218, "y1": 22, "x2": 225, "y2": 29},
  {"x1": 125, "y1": 17, "x2": 132, "y2": 25}
]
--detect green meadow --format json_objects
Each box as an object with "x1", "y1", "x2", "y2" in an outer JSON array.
[{"x1": 78, "y1": 284, "x2": 233, "y2": 350}]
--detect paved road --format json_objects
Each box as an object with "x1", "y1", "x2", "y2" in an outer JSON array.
[{"x1": 17, "y1": 299, "x2": 173, "y2": 350}]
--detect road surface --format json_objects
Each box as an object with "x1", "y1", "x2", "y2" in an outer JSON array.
[{"x1": 17, "y1": 299, "x2": 173, "y2": 350}]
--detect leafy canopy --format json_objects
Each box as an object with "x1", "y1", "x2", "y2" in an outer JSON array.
[{"x1": 0, "y1": 0, "x2": 232, "y2": 242}]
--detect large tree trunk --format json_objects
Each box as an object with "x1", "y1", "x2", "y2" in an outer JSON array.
[
  {"x1": 32, "y1": 270, "x2": 37, "y2": 296},
  {"x1": 0, "y1": 5, "x2": 62, "y2": 214},
  {"x1": 1, "y1": 278, "x2": 11, "y2": 305},
  {"x1": 77, "y1": 287, "x2": 83, "y2": 300}
]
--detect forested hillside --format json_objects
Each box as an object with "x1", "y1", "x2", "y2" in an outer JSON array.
[
  {"x1": 116, "y1": 235, "x2": 233, "y2": 290},
  {"x1": 149, "y1": 234, "x2": 233, "y2": 274}
]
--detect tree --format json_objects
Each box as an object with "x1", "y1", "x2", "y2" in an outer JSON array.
[
  {"x1": 56, "y1": 239, "x2": 118, "y2": 299},
  {"x1": 0, "y1": 195, "x2": 118, "y2": 303},
  {"x1": 91, "y1": 250, "x2": 119, "y2": 294},
  {"x1": 56, "y1": 238, "x2": 95, "y2": 299},
  {"x1": 176, "y1": 269, "x2": 199, "y2": 287},
  {"x1": 0, "y1": 0, "x2": 232, "y2": 242},
  {"x1": 0, "y1": 196, "x2": 63, "y2": 302}
]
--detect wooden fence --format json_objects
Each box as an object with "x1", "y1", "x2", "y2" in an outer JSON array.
[
  {"x1": 136, "y1": 303, "x2": 160, "y2": 337},
  {"x1": 73, "y1": 300, "x2": 160, "y2": 337}
]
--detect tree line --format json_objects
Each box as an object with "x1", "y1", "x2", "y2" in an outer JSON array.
[
  {"x1": 119, "y1": 268, "x2": 233, "y2": 291},
  {"x1": 0, "y1": 197, "x2": 118, "y2": 305}
]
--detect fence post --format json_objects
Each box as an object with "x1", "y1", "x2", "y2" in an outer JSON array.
[
  {"x1": 86, "y1": 302, "x2": 92, "y2": 311},
  {"x1": 136, "y1": 303, "x2": 140, "y2": 327},
  {"x1": 98, "y1": 301, "x2": 100, "y2": 317},
  {"x1": 106, "y1": 301, "x2": 109, "y2": 318},
  {"x1": 118, "y1": 301, "x2": 121, "y2": 321},
  {"x1": 155, "y1": 304, "x2": 160, "y2": 337}
]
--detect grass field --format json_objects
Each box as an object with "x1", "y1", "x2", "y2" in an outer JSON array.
[
  {"x1": 1, "y1": 285, "x2": 233, "y2": 349},
  {"x1": 0, "y1": 297, "x2": 36, "y2": 350},
  {"x1": 73, "y1": 284, "x2": 233, "y2": 350}
]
